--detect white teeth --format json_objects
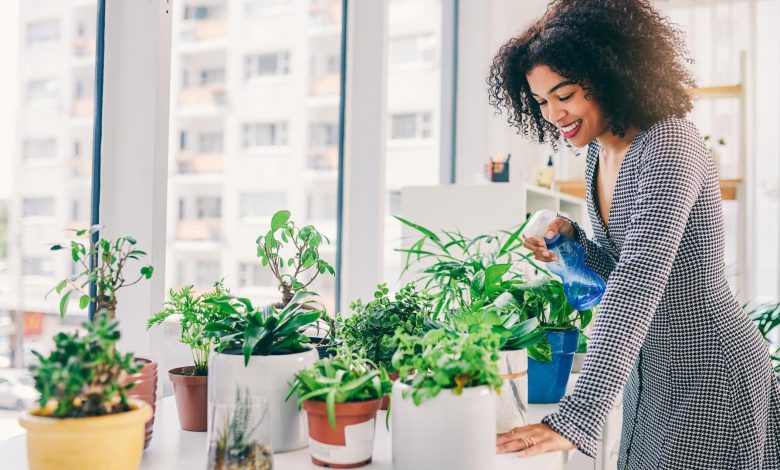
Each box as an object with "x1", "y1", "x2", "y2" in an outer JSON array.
[{"x1": 561, "y1": 120, "x2": 581, "y2": 132}]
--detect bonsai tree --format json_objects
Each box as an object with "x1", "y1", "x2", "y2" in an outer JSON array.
[
  {"x1": 204, "y1": 290, "x2": 324, "y2": 365},
  {"x1": 391, "y1": 327, "x2": 503, "y2": 405},
  {"x1": 287, "y1": 346, "x2": 392, "y2": 430},
  {"x1": 338, "y1": 283, "x2": 432, "y2": 372},
  {"x1": 256, "y1": 210, "x2": 334, "y2": 308},
  {"x1": 146, "y1": 280, "x2": 229, "y2": 376},
  {"x1": 31, "y1": 314, "x2": 141, "y2": 418},
  {"x1": 49, "y1": 226, "x2": 154, "y2": 319},
  {"x1": 209, "y1": 387, "x2": 273, "y2": 470}
]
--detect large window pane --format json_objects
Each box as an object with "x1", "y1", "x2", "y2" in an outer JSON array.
[{"x1": 166, "y1": 0, "x2": 343, "y2": 313}]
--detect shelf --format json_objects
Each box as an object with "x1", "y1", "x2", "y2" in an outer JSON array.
[{"x1": 554, "y1": 179, "x2": 743, "y2": 201}]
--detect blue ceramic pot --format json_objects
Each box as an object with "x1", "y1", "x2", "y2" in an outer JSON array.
[{"x1": 528, "y1": 328, "x2": 580, "y2": 403}]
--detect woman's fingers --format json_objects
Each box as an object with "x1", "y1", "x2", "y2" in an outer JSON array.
[
  {"x1": 496, "y1": 423, "x2": 575, "y2": 456},
  {"x1": 521, "y1": 235, "x2": 557, "y2": 262}
]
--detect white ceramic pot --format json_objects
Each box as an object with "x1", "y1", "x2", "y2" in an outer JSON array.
[
  {"x1": 495, "y1": 349, "x2": 528, "y2": 433},
  {"x1": 391, "y1": 381, "x2": 496, "y2": 470},
  {"x1": 571, "y1": 352, "x2": 586, "y2": 373},
  {"x1": 208, "y1": 347, "x2": 318, "y2": 452}
]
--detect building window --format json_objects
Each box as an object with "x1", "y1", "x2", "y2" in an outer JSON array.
[
  {"x1": 198, "y1": 132, "x2": 223, "y2": 154},
  {"x1": 239, "y1": 192, "x2": 286, "y2": 218},
  {"x1": 22, "y1": 197, "x2": 55, "y2": 217},
  {"x1": 237, "y1": 262, "x2": 275, "y2": 288},
  {"x1": 183, "y1": 5, "x2": 223, "y2": 21},
  {"x1": 26, "y1": 79, "x2": 59, "y2": 102},
  {"x1": 196, "y1": 260, "x2": 221, "y2": 287},
  {"x1": 195, "y1": 196, "x2": 222, "y2": 219},
  {"x1": 244, "y1": 51, "x2": 290, "y2": 79},
  {"x1": 307, "y1": 191, "x2": 337, "y2": 221},
  {"x1": 22, "y1": 257, "x2": 54, "y2": 277},
  {"x1": 308, "y1": 122, "x2": 337, "y2": 146},
  {"x1": 200, "y1": 68, "x2": 225, "y2": 86},
  {"x1": 390, "y1": 112, "x2": 432, "y2": 140},
  {"x1": 74, "y1": 78, "x2": 92, "y2": 99},
  {"x1": 26, "y1": 20, "x2": 60, "y2": 45},
  {"x1": 71, "y1": 200, "x2": 82, "y2": 222},
  {"x1": 246, "y1": 0, "x2": 290, "y2": 15},
  {"x1": 23, "y1": 139, "x2": 56, "y2": 160},
  {"x1": 242, "y1": 122, "x2": 288, "y2": 148},
  {"x1": 389, "y1": 34, "x2": 436, "y2": 66}
]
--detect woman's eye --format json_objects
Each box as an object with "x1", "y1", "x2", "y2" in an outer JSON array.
[
  {"x1": 536, "y1": 101, "x2": 547, "y2": 107},
  {"x1": 559, "y1": 93, "x2": 574, "y2": 102}
]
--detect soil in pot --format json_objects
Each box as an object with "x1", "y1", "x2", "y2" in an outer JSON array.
[
  {"x1": 303, "y1": 398, "x2": 381, "y2": 468},
  {"x1": 169, "y1": 366, "x2": 208, "y2": 432},
  {"x1": 125, "y1": 357, "x2": 158, "y2": 448}
]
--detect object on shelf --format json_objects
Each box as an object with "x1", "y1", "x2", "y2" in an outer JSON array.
[
  {"x1": 528, "y1": 329, "x2": 580, "y2": 403},
  {"x1": 534, "y1": 155, "x2": 555, "y2": 189},
  {"x1": 495, "y1": 349, "x2": 529, "y2": 433},
  {"x1": 207, "y1": 389, "x2": 273, "y2": 470},
  {"x1": 486, "y1": 154, "x2": 511, "y2": 182}
]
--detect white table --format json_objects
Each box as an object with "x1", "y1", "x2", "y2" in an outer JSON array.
[{"x1": 0, "y1": 397, "x2": 571, "y2": 470}]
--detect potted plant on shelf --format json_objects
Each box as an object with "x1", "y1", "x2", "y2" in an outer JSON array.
[
  {"x1": 749, "y1": 301, "x2": 780, "y2": 380},
  {"x1": 515, "y1": 278, "x2": 593, "y2": 403},
  {"x1": 337, "y1": 283, "x2": 431, "y2": 409},
  {"x1": 390, "y1": 327, "x2": 502, "y2": 470},
  {"x1": 256, "y1": 209, "x2": 338, "y2": 357},
  {"x1": 146, "y1": 281, "x2": 228, "y2": 431},
  {"x1": 287, "y1": 347, "x2": 391, "y2": 468},
  {"x1": 49, "y1": 226, "x2": 158, "y2": 446},
  {"x1": 204, "y1": 290, "x2": 323, "y2": 452},
  {"x1": 19, "y1": 315, "x2": 152, "y2": 470},
  {"x1": 208, "y1": 387, "x2": 274, "y2": 470}
]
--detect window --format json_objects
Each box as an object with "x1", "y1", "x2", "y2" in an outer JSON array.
[
  {"x1": 307, "y1": 190, "x2": 337, "y2": 221},
  {"x1": 389, "y1": 34, "x2": 436, "y2": 66},
  {"x1": 239, "y1": 192, "x2": 287, "y2": 218},
  {"x1": 242, "y1": 122, "x2": 289, "y2": 148},
  {"x1": 196, "y1": 260, "x2": 221, "y2": 288},
  {"x1": 184, "y1": 5, "x2": 223, "y2": 21},
  {"x1": 389, "y1": 112, "x2": 432, "y2": 140},
  {"x1": 195, "y1": 196, "x2": 222, "y2": 219},
  {"x1": 198, "y1": 132, "x2": 223, "y2": 153},
  {"x1": 200, "y1": 68, "x2": 225, "y2": 86},
  {"x1": 237, "y1": 262, "x2": 276, "y2": 288},
  {"x1": 26, "y1": 79, "x2": 59, "y2": 102},
  {"x1": 22, "y1": 197, "x2": 55, "y2": 217},
  {"x1": 309, "y1": 122, "x2": 337, "y2": 146},
  {"x1": 244, "y1": 51, "x2": 290, "y2": 79},
  {"x1": 26, "y1": 20, "x2": 60, "y2": 45},
  {"x1": 22, "y1": 257, "x2": 54, "y2": 277},
  {"x1": 23, "y1": 139, "x2": 56, "y2": 160}
]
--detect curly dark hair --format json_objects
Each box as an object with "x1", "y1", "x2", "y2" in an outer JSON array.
[{"x1": 487, "y1": 0, "x2": 696, "y2": 143}]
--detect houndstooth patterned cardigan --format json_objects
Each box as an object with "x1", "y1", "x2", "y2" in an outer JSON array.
[{"x1": 542, "y1": 118, "x2": 780, "y2": 469}]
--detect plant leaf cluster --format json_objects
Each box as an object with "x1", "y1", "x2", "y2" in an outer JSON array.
[
  {"x1": 31, "y1": 314, "x2": 141, "y2": 418},
  {"x1": 748, "y1": 301, "x2": 780, "y2": 379},
  {"x1": 338, "y1": 283, "x2": 432, "y2": 371},
  {"x1": 211, "y1": 387, "x2": 273, "y2": 470},
  {"x1": 146, "y1": 280, "x2": 230, "y2": 376},
  {"x1": 204, "y1": 290, "x2": 324, "y2": 365},
  {"x1": 288, "y1": 346, "x2": 392, "y2": 430},
  {"x1": 391, "y1": 327, "x2": 503, "y2": 406}
]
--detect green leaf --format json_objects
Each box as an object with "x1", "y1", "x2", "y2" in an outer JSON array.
[
  {"x1": 271, "y1": 210, "x2": 291, "y2": 232},
  {"x1": 79, "y1": 295, "x2": 91, "y2": 309},
  {"x1": 59, "y1": 291, "x2": 72, "y2": 317}
]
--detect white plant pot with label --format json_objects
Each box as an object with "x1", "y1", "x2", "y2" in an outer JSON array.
[
  {"x1": 495, "y1": 349, "x2": 528, "y2": 433},
  {"x1": 391, "y1": 381, "x2": 496, "y2": 470},
  {"x1": 208, "y1": 347, "x2": 318, "y2": 452}
]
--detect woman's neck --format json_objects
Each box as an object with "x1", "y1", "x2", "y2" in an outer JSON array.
[{"x1": 596, "y1": 127, "x2": 639, "y2": 159}]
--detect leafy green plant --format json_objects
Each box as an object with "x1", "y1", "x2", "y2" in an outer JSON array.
[
  {"x1": 748, "y1": 301, "x2": 780, "y2": 379},
  {"x1": 338, "y1": 283, "x2": 432, "y2": 371},
  {"x1": 49, "y1": 226, "x2": 153, "y2": 318},
  {"x1": 256, "y1": 210, "x2": 335, "y2": 308},
  {"x1": 146, "y1": 281, "x2": 229, "y2": 376},
  {"x1": 210, "y1": 388, "x2": 273, "y2": 470},
  {"x1": 204, "y1": 290, "x2": 324, "y2": 365},
  {"x1": 391, "y1": 327, "x2": 503, "y2": 406},
  {"x1": 31, "y1": 314, "x2": 141, "y2": 418},
  {"x1": 287, "y1": 347, "x2": 392, "y2": 430}
]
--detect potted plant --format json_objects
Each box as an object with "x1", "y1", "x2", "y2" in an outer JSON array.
[
  {"x1": 49, "y1": 226, "x2": 157, "y2": 446},
  {"x1": 256, "y1": 209, "x2": 338, "y2": 356},
  {"x1": 207, "y1": 387, "x2": 274, "y2": 470},
  {"x1": 204, "y1": 290, "x2": 323, "y2": 452},
  {"x1": 19, "y1": 314, "x2": 152, "y2": 470},
  {"x1": 146, "y1": 281, "x2": 228, "y2": 431},
  {"x1": 749, "y1": 301, "x2": 780, "y2": 380},
  {"x1": 515, "y1": 278, "x2": 593, "y2": 403},
  {"x1": 390, "y1": 327, "x2": 502, "y2": 470},
  {"x1": 338, "y1": 283, "x2": 431, "y2": 408},
  {"x1": 287, "y1": 347, "x2": 391, "y2": 468}
]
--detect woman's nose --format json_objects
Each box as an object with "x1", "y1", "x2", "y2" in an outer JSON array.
[{"x1": 546, "y1": 102, "x2": 566, "y2": 124}]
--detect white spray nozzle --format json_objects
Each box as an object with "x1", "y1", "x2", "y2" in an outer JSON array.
[{"x1": 524, "y1": 209, "x2": 558, "y2": 239}]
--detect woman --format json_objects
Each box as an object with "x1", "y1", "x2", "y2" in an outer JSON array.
[{"x1": 488, "y1": 1, "x2": 780, "y2": 468}]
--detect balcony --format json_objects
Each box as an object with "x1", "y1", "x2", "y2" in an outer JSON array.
[
  {"x1": 307, "y1": 146, "x2": 339, "y2": 171},
  {"x1": 179, "y1": 84, "x2": 226, "y2": 107},
  {"x1": 309, "y1": 1, "x2": 341, "y2": 36},
  {"x1": 176, "y1": 152, "x2": 223, "y2": 175},
  {"x1": 72, "y1": 36, "x2": 96, "y2": 58},
  {"x1": 176, "y1": 219, "x2": 222, "y2": 241},
  {"x1": 309, "y1": 74, "x2": 339, "y2": 97},
  {"x1": 71, "y1": 98, "x2": 94, "y2": 117},
  {"x1": 180, "y1": 19, "x2": 227, "y2": 42}
]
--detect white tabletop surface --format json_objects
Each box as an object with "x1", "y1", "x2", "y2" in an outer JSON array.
[{"x1": 1, "y1": 374, "x2": 583, "y2": 470}]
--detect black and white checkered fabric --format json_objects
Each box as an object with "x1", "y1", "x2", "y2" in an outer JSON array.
[{"x1": 542, "y1": 118, "x2": 780, "y2": 469}]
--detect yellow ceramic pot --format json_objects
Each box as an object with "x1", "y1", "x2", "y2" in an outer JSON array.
[{"x1": 19, "y1": 399, "x2": 152, "y2": 470}]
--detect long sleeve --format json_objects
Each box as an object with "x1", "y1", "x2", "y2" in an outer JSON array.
[
  {"x1": 542, "y1": 121, "x2": 709, "y2": 457},
  {"x1": 562, "y1": 216, "x2": 617, "y2": 282}
]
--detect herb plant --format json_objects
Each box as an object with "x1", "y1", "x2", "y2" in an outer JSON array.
[
  {"x1": 146, "y1": 281, "x2": 229, "y2": 376},
  {"x1": 287, "y1": 347, "x2": 392, "y2": 430},
  {"x1": 204, "y1": 290, "x2": 324, "y2": 365},
  {"x1": 256, "y1": 210, "x2": 335, "y2": 308},
  {"x1": 31, "y1": 314, "x2": 141, "y2": 418},
  {"x1": 338, "y1": 283, "x2": 432, "y2": 371},
  {"x1": 391, "y1": 327, "x2": 503, "y2": 406},
  {"x1": 49, "y1": 226, "x2": 154, "y2": 318},
  {"x1": 209, "y1": 388, "x2": 273, "y2": 470}
]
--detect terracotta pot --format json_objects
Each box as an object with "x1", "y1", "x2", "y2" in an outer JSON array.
[
  {"x1": 303, "y1": 398, "x2": 381, "y2": 468},
  {"x1": 125, "y1": 356, "x2": 158, "y2": 448},
  {"x1": 169, "y1": 366, "x2": 208, "y2": 432},
  {"x1": 379, "y1": 372, "x2": 399, "y2": 410}
]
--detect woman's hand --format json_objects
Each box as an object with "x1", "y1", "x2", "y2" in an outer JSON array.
[
  {"x1": 496, "y1": 423, "x2": 576, "y2": 457},
  {"x1": 522, "y1": 217, "x2": 574, "y2": 262}
]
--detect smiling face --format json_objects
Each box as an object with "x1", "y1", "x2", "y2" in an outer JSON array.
[{"x1": 526, "y1": 64, "x2": 608, "y2": 148}]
